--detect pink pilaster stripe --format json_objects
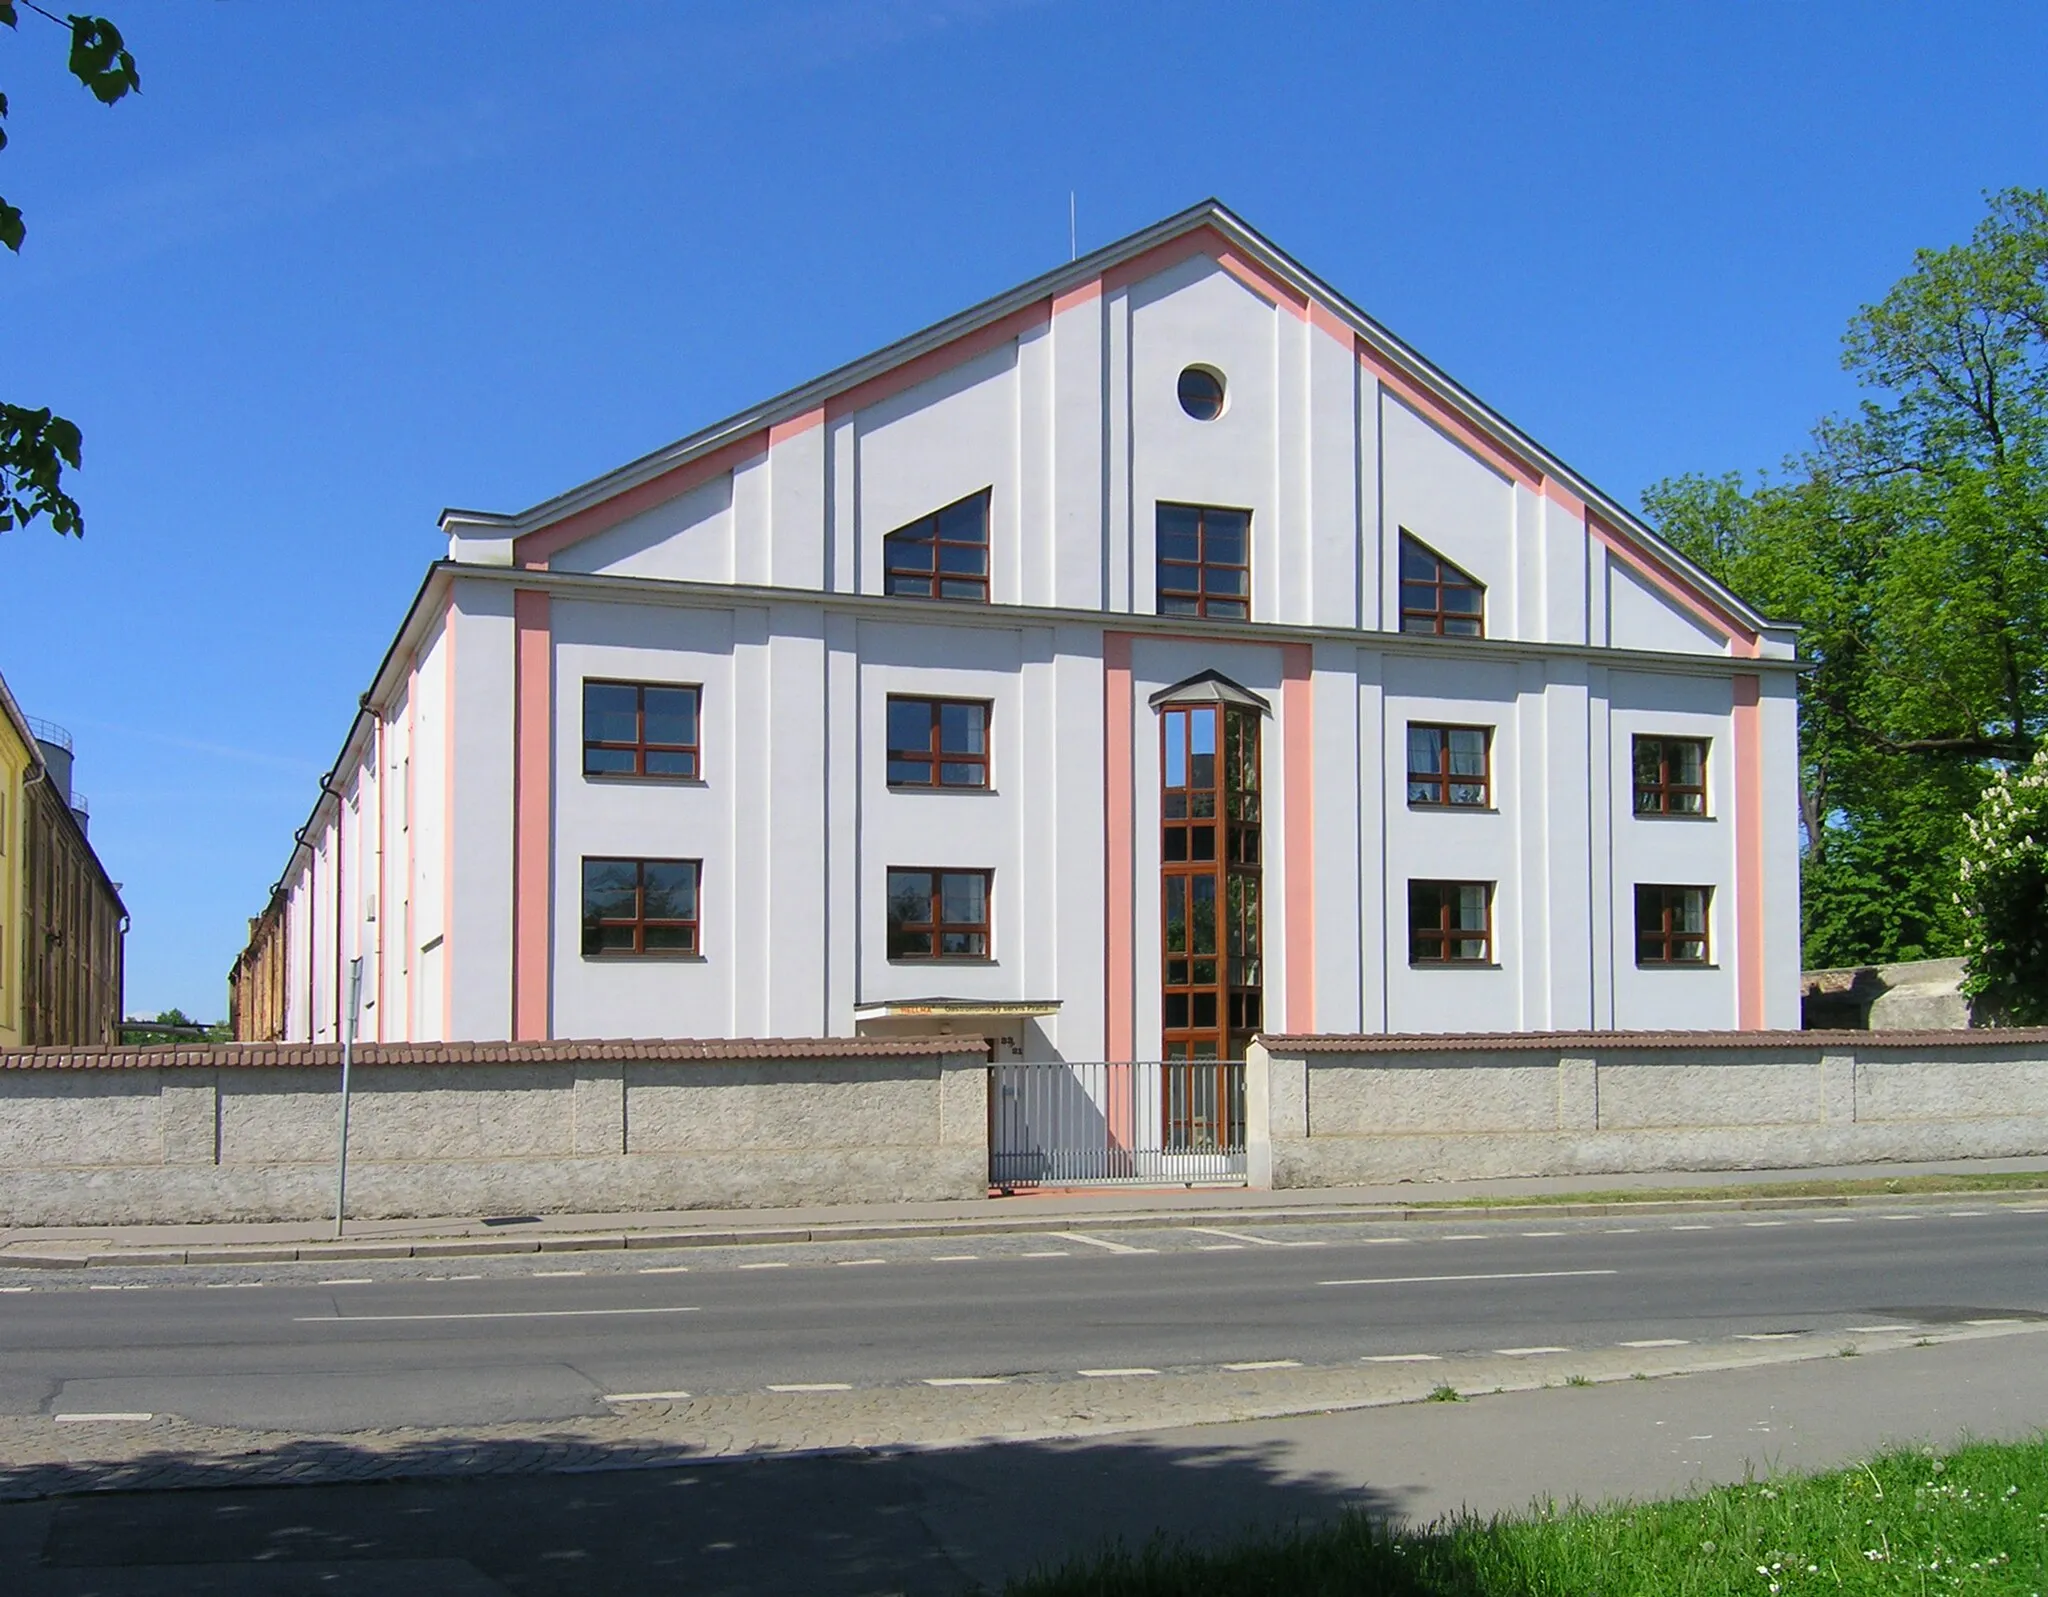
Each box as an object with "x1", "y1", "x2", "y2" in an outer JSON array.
[
  {"x1": 512, "y1": 589, "x2": 553, "y2": 1041},
  {"x1": 1281, "y1": 646, "x2": 1315, "y2": 1032},
  {"x1": 1104, "y1": 633, "x2": 1135, "y2": 1063},
  {"x1": 1732, "y1": 674, "x2": 1765, "y2": 1028},
  {"x1": 441, "y1": 599, "x2": 458, "y2": 1041}
]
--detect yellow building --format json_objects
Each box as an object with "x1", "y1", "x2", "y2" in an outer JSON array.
[
  {"x1": 0, "y1": 668, "x2": 37, "y2": 1048},
  {"x1": 0, "y1": 666, "x2": 125, "y2": 1047}
]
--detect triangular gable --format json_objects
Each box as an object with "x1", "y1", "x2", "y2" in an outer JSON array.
[{"x1": 447, "y1": 200, "x2": 1769, "y2": 647}]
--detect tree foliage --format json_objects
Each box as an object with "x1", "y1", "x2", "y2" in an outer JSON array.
[
  {"x1": 0, "y1": 1, "x2": 138, "y2": 537},
  {"x1": 1645, "y1": 189, "x2": 2048, "y2": 968},
  {"x1": 1957, "y1": 749, "x2": 2048, "y2": 1024}
]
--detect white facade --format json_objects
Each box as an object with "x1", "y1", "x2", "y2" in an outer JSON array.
[{"x1": 258, "y1": 203, "x2": 1802, "y2": 1056}]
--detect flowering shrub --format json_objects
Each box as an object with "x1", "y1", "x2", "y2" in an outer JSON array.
[{"x1": 1957, "y1": 748, "x2": 2048, "y2": 1024}]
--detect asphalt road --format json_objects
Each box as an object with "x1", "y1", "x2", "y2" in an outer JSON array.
[{"x1": 4, "y1": 1202, "x2": 2045, "y2": 1432}]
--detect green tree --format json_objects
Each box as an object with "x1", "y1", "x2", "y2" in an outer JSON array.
[
  {"x1": 1644, "y1": 188, "x2": 2048, "y2": 968},
  {"x1": 0, "y1": 2, "x2": 138, "y2": 536},
  {"x1": 1957, "y1": 748, "x2": 2048, "y2": 1023}
]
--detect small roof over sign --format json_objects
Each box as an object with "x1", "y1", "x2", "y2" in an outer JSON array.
[
  {"x1": 1147, "y1": 670, "x2": 1272, "y2": 714},
  {"x1": 853, "y1": 999, "x2": 1062, "y2": 1020}
]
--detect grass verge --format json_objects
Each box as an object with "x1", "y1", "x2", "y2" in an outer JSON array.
[
  {"x1": 1418, "y1": 1169, "x2": 2048, "y2": 1209},
  {"x1": 1003, "y1": 1437, "x2": 2048, "y2": 1595}
]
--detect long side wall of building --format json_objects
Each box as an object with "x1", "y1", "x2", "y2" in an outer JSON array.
[
  {"x1": 0, "y1": 1041, "x2": 988, "y2": 1226},
  {"x1": 18, "y1": 779, "x2": 122, "y2": 1046},
  {"x1": 1247, "y1": 1031, "x2": 2048, "y2": 1187}
]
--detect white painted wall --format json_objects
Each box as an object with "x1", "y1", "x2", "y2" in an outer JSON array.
[{"x1": 279, "y1": 241, "x2": 1801, "y2": 1050}]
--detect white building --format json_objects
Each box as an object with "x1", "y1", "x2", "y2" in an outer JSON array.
[{"x1": 246, "y1": 201, "x2": 1802, "y2": 1059}]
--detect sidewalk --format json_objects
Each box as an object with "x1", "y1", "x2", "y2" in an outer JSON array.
[{"x1": 5, "y1": 1153, "x2": 2045, "y2": 1267}]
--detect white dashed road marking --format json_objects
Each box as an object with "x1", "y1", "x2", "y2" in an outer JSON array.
[
  {"x1": 738, "y1": 1262, "x2": 789, "y2": 1271},
  {"x1": 1362, "y1": 1353, "x2": 1441, "y2": 1363},
  {"x1": 1079, "y1": 1367, "x2": 1158, "y2": 1378},
  {"x1": 55, "y1": 1413, "x2": 153, "y2": 1424},
  {"x1": 1222, "y1": 1359, "x2": 1301, "y2": 1371},
  {"x1": 1495, "y1": 1346, "x2": 1569, "y2": 1357},
  {"x1": 637, "y1": 1265, "x2": 690, "y2": 1275},
  {"x1": 834, "y1": 1259, "x2": 886, "y2": 1267},
  {"x1": 1197, "y1": 1243, "x2": 1244, "y2": 1252},
  {"x1": 1440, "y1": 1234, "x2": 1486, "y2": 1242},
  {"x1": 1672, "y1": 1224, "x2": 1712, "y2": 1231},
  {"x1": 605, "y1": 1391, "x2": 691, "y2": 1403},
  {"x1": 768, "y1": 1383, "x2": 851, "y2": 1393},
  {"x1": 298, "y1": 1306, "x2": 700, "y2": 1324},
  {"x1": 1320, "y1": 1268, "x2": 1618, "y2": 1287},
  {"x1": 1020, "y1": 1250, "x2": 1070, "y2": 1259},
  {"x1": 1619, "y1": 1338, "x2": 1689, "y2": 1348},
  {"x1": 531, "y1": 1270, "x2": 586, "y2": 1278},
  {"x1": 1964, "y1": 1317, "x2": 2021, "y2": 1326},
  {"x1": 1054, "y1": 1232, "x2": 1157, "y2": 1255},
  {"x1": 930, "y1": 1255, "x2": 979, "y2": 1262},
  {"x1": 1521, "y1": 1231, "x2": 1566, "y2": 1238},
  {"x1": 1845, "y1": 1324, "x2": 1916, "y2": 1333},
  {"x1": 1736, "y1": 1332, "x2": 1803, "y2": 1342},
  {"x1": 922, "y1": 1376, "x2": 1008, "y2": 1387},
  {"x1": 1811, "y1": 1217, "x2": 1857, "y2": 1225},
  {"x1": 319, "y1": 1278, "x2": 374, "y2": 1286},
  {"x1": 1742, "y1": 1222, "x2": 1787, "y2": 1229}
]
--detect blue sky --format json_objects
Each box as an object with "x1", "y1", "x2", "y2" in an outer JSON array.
[{"x1": 3, "y1": 0, "x2": 2043, "y2": 1019}]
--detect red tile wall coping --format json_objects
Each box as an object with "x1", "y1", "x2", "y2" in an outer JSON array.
[
  {"x1": 1257, "y1": 1028, "x2": 2048, "y2": 1053},
  {"x1": 0, "y1": 1038, "x2": 975, "y2": 1071}
]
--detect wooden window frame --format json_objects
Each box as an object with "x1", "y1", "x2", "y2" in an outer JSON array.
[
  {"x1": 1408, "y1": 879, "x2": 1494, "y2": 965},
  {"x1": 1155, "y1": 502, "x2": 1251, "y2": 621},
  {"x1": 1406, "y1": 723, "x2": 1492, "y2": 808},
  {"x1": 882, "y1": 489, "x2": 991, "y2": 603},
  {"x1": 1635, "y1": 883, "x2": 1712, "y2": 966},
  {"x1": 582, "y1": 680, "x2": 702, "y2": 781},
  {"x1": 581, "y1": 857, "x2": 701, "y2": 958},
  {"x1": 885, "y1": 696, "x2": 991, "y2": 789},
  {"x1": 1398, "y1": 533, "x2": 1485, "y2": 637},
  {"x1": 1632, "y1": 735, "x2": 1710, "y2": 816},
  {"x1": 886, "y1": 868, "x2": 992, "y2": 961}
]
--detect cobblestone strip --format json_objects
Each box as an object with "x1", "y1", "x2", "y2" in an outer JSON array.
[{"x1": 3, "y1": 1323, "x2": 2040, "y2": 1503}]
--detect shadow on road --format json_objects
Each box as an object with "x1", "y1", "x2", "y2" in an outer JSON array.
[{"x1": 2, "y1": 1427, "x2": 1421, "y2": 1595}]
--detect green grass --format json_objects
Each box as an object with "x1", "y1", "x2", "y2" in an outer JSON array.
[
  {"x1": 1419, "y1": 1169, "x2": 2048, "y2": 1210},
  {"x1": 1002, "y1": 1438, "x2": 2048, "y2": 1595}
]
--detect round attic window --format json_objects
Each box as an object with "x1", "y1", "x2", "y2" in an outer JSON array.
[{"x1": 1177, "y1": 365, "x2": 1226, "y2": 421}]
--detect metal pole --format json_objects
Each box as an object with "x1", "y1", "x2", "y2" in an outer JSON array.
[{"x1": 333, "y1": 956, "x2": 363, "y2": 1240}]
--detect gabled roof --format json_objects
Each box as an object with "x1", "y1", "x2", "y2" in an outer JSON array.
[{"x1": 440, "y1": 199, "x2": 1775, "y2": 645}]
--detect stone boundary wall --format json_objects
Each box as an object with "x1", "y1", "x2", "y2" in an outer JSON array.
[
  {"x1": 1246, "y1": 1029, "x2": 2048, "y2": 1187},
  {"x1": 0, "y1": 1040, "x2": 989, "y2": 1225}
]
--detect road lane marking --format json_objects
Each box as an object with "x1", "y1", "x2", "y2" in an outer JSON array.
[
  {"x1": 1604, "y1": 1228, "x2": 1642, "y2": 1234},
  {"x1": 1736, "y1": 1332, "x2": 1804, "y2": 1341},
  {"x1": 89, "y1": 1284, "x2": 147, "y2": 1291},
  {"x1": 1190, "y1": 1227, "x2": 1283, "y2": 1246},
  {"x1": 1879, "y1": 1214, "x2": 1922, "y2": 1221},
  {"x1": 1947, "y1": 1211, "x2": 1987, "y2": 1217},
  {"x1": 1223, "y1": 1359, "x2": 1301, "y2": 1370},
  {"x1": 1742, "y1": 1221, "x2": 1787, "y2": 1229},
  {"x1": 1811, "y1": 1217, "x2": 1857, "y2": 1225},
  {"x1": 605, "y1": 1391, "x2": 691, "y2": 1403},
  {"x1": 1197, "y1": 1243, "x2": 1244, "y2": 1252},
  {"x1": 922, "y1": 1376, "x2": 1008, "y2": 1386},
  {"x1": 1845, "y1": 1324, "x2": 1916, "y2": 1333},
  {"x1": 319, "y1": 1278, "x2": 374, "y2": 1286},
  {"x1": 1362, "y1": 1237, "x2": 1410, "y2": 1246},
  {"x1": 1964, "y1": 1317, "x2": 2022, "y2": 1326},
  {"x1": 738, "y1": 1262, "x2": 789, "y2": 1271},
  {"x1": 1020, "y1": 1250, "x2": 1070, "y2": 1259},
  {"x1": 767, "y1": 1383, "x2": 851, "y2": 1393},
  {"x1": 637, "y1": 1266, "x2": 690, "y2": 1275},
  {"x1": 1321, "y1": 1268, "x2": 1618, "y2": 1287},
  {"x1": 1440, "y1": 1234, "x2": 1485, "y2": 1241},
  {"x1": 1521, "y1": 1231, "x2": 1566, "y2": 1238},
  {"x1": 1054, "y1": 1233, "x2": 1157, "y2": 1255},
  {"x1": 530, "y1": 1270, "x2": 586, "y2": 1278},
  {"x1": 54, "y1": 1412, "x2": 152, "y2": 1424},
  {"x1": 1671, "y1": 1224, "x2": 1712, "y2": 1231},
  {"x1": 930, "y1": 1254, "x2": 979, "y2": 1262},
  {"x1": 1361, "y1": 1353, "x2": 1441, "y2": 1363},
  {"x1": 204, "y1": 1283, "x2": 261, "y2": 1290},
  {"x1": 1619, "y1": 1338, "x2": 1689, "y2": 1348},
  {"x1": 1495, "y1": 1346, "x2": 1569, "y2": 1356},
  {"x1": 296, "y1": 1306, "x2": 700, "y2": 1323},
  {"x1": 834, "y1": 1259, "x2": 886, "y2": 1267},
  {"x1": 0, "y1": 1286, "x2": 29, "y2": 1294},
  {"x1": 1079, "y1": 1367, "x2": 1158, "y2": 1377}
]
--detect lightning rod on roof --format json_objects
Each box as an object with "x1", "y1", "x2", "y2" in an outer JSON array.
[{"x1": 1069, "y1": 191, "x2": 1076, "y2": 261}]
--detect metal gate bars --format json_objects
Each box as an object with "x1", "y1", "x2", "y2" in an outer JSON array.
[{"x1": 988, "y1": 1060, "x2": 1246, "y2": 1189}]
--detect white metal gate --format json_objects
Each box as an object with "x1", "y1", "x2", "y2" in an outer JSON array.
[{"x1": 988, "y1": 1060, "x2": 1246, "y2": 1188}]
